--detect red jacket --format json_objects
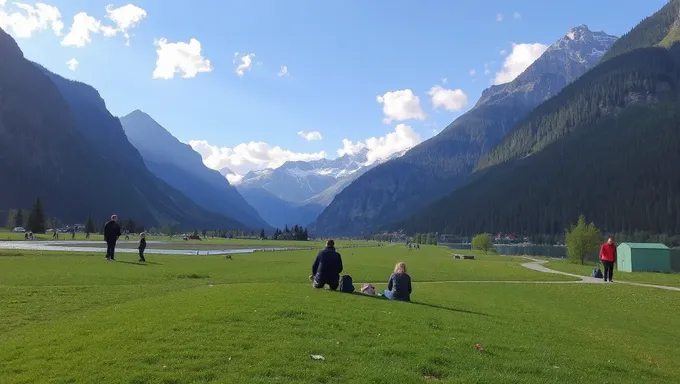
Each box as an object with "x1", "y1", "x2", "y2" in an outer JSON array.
[{"x1": 600, "y1": 243, "x2": 617, "y2": 262}]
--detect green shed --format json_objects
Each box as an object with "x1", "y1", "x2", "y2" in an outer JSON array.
[{"x1": 617, "y1": 243, "x2": 671, "y2": 273}]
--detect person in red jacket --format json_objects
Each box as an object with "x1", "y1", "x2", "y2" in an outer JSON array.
[{"x1": 600, "y1": 237, "x2": 617, "y2": 282}]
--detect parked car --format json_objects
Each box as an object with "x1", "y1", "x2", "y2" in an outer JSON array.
[{"x1": 12, "y1": 227, "x2": 26, "y2": 233}]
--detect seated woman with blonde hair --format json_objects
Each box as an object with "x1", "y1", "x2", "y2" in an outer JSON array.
[{"x1": 384, "y1": 262, "x2": 412, "y2": 301}]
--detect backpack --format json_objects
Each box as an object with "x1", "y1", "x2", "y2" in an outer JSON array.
[
  {"x1": 339, "y1": 275, "x2": 355, "y2": 293},
  {"x1": 592, "y1": 268, "x2": 603, "y2": 278}
]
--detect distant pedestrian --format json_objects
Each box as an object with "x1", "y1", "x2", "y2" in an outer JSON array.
[
  {"x1": 85, "y1": 232, "x2": 90, "y2": 240},
  {"x1": 600, "y1": 237, "x2": 617, "y2": 283},
  {"x1": 71, "y1": 230, "x2": 76, "y2": 240},
  {"x1": 138, "y1": 233, "x2": 147, "y2": 262},
  {"x1": 311, "y1": 240, "x2": 343, "y2": 290},
  {"x1": 104, "y1": 215, "x2": 122, "y2": 261}
]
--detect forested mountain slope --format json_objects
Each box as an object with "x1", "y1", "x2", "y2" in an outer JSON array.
[
  {"x1": 398, "y1": 45, "x2": 680, "y2": 236},
  {"x1": 312, "y1": 26, "x2": 616, "y2": 236},
  {"x1": 0, "y1": 27, "x2": 243, "y2": 229},
  {"x1": 120, "y1": 110, "x2": 269, "y2": 230}
]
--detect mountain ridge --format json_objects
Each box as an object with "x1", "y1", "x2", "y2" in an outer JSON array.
[
  {"x1": 120, "y1": 110, "x2": 271, "y2": 230},
  {"x1": 311, "y1": 25, "x2": 618, "y2": 236}
]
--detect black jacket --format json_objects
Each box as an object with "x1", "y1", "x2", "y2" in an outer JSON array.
[
  {"x1": 103, "y1": 220, "x2": 121, "y2": 242},
  {"x1": 312, "y1": 247, "x2": 343, "y2": 280},
  {"x1": 138, "y1": 238, "x2": 147, "y2": 250},
  {"x1": 387, "y1": 273, "x2": 412, "y2": 301}
]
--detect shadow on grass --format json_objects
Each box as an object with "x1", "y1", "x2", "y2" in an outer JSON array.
[
  {"x1": 326, "y1": 290, "x2": 490, "y2": 316},
  {"x1": 116, "y1": 261, "x2": 148, "y2": 266}
]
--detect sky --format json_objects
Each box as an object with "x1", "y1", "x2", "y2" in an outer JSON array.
[{"x1": 0, "y1": 0, "x2": 669, "y2": 183}]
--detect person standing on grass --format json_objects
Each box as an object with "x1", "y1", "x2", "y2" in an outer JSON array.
[
  {"x1": 384, "y1": 262, "x2": 412, "y2": 301},
  {"x1": 311, "y1": 240, "x2": 343, "y2": 290},
  {"x1": 104, "y1": 215, "x2": 122, "y2": 261},
  {"x1": 600, "y1": 237, "x2": 617, "y2": 283},
  {"x1": 138, "y1": 233, "x2": 147, "y2": 262}
]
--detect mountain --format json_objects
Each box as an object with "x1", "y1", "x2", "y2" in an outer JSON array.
[
  {"x1": 0, "y1": 27, "x2": 242, "y2": 229},
  {"x1": 119, "y1": 110, "x2": 270, "y2": 230},
  {"x1": 312, "y1": 25, "x2": 618, "y2": 236},
  {"x1": 398, "y1": 0, "x2": 680, "y2": 237},
  {"x1": 237, "y1": 188, "x2": 325, "y2": 229},
  {"x1": 238, "y1": 148, "x2": 372, "y2": 203},
  {"x1": 234, "y1": 149, "x2": 406, "y2": 228}
]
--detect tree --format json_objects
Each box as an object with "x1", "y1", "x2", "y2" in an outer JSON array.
[
  {"x1": 85, "y1": 216, "x2": 95, "y2": 234},
  {"x1": 565, "y1": 215, "x2": 601, "y2": 265},
  {"x1": 14, "y1": 210, "x2": 24, "y2": 228},
  {"x1": 7, "y1": 209, "x2": 17, "y2": 229},
  {"x1": 26, "y1": 198, "x2": 46, "y2": 233},
  {"x1": 259, "y1": 229, "x2": 265, "y2": 239},
  {"x1": 471, "y1": 233, "x2": 493, "y2": 253}
]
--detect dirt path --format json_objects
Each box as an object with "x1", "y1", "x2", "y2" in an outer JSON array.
[{"x1": 521, "y1": 258, "x2": 680, "y2": 292}]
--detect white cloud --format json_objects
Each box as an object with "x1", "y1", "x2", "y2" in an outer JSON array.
[
  {"x1": 189, "y1": 140, "x2": 327, "y2": 183},
  {"x1": 277, "y1": 65, "x2": 289, "y2": 77},
  {"x1": 428, "y1": 85, "x2": 469, "y2": 112},
  {"x1": 66, "y1": 57, "x2": 78, "y2": 71},
  {"x1": 0, "y1": 2, "x2": 63, "y2": 39},
  {"x1": 60, "y1": 4, "x2": 146, "y2": 47},
  {"x1": 484, "y1": 63, "x2": 491, "y2": 75},
  {"x1": 104, "y1": 4, "x2": 147, "y2": 45},
  {"x1": 496, "y1": 13, "x2": 504, "y2": 22},
  {"x1": 513, "y1": 11, "x2": 521, "y2": 19},
  {"x1": 494, "y1": 42, "x2": 548, "y2": 85},
  {"x1": 337, "y1": 124, "x2": 421, "y2": 165},
  {"x1": 376, "y1": 89, "x2": 426, "y2": 124},
  {"x1": 61, "y1": 12, "x2": 101, "y2": 47},
  {"x1": 441, "y1": 77, "x2": 448, "y2": 84},
  {"x1": 190, "y1": 125, "x2": 421, "y2": 182},
  {"x1": 235, "y1": 52, "x2": 256, "y2": 77},
  {"x1": 500, "y1": 49, "x2": 508, "y2": 56},
  {"x1": 298, "y1": 131, "x2": 322, "y2": 141},
  {"x1": 153, "y1": 38, "x2": 212, "y2": 80}
]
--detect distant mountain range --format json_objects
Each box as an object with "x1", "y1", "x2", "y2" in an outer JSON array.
[
  {"x1": 233, "y1": 148, "x2": 406, "y2": 228},
  {"x1": 397, "y1": 0, "x2": 680, "y2": 237},
  {"x1": 0, "y1": 26, "x2": 245, "y2": 229},
  {"x1": 311, "y1": 25, "x2": 618, "y2": 236},
  {"x1": 119, "y1": 110, "x2": 270, "y2": 230}
]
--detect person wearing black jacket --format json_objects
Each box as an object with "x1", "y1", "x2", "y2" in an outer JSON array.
[
  {"x1": 138, "y1": 233, "x2": 147, "y2": 262},
  {"x1": 311, "y1": 240, "x2": 343, "y2": 290},
  {"x1": 103, "y1": 215, "x2": 122, "y2": 261}
]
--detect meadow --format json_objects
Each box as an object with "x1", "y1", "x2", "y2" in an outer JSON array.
[{"x1": 1, "y1": 245, "x2": 679, "y2": 383}]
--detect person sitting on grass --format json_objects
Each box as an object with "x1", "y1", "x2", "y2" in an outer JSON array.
[
  {"x1": 384, "y1": 262, "x2": 412, "y2": 302},
  {"x1": 311, "y1": 240, "x2": 343, "y2": 291},
  {"x1": 138, "y1": 233, "x2": 147, "y2": 263}
]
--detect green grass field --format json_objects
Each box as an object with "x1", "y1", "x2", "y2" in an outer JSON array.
[
  {"x1": 1, "y1": 246, "x2": 679, "y2": 383},
  {"x1": 545, "y1": 258, "x2": 680, "y2": 287}
]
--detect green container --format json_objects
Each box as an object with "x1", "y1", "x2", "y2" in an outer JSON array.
[{"x1": 617, "y1": 243, "x2": 672, "y2": 273}]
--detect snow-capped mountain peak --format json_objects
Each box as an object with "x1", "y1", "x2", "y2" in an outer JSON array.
[{"x1": 236, "y1": 148, "x2": 405, "y2": 204}]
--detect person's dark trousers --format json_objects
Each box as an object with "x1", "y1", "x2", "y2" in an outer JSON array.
[
  {"x1": 602, "y1": 261, "x2": 614, "y2": 281},
  {"x1": 313, "y1": 276, "x2": 339, "y2": 290},
  {"x1": 138, "y1": 249, "x2": 146, "y2": 262},
  {"x1": 106, "y1": 240, "x2": 117, "y2": 260}
]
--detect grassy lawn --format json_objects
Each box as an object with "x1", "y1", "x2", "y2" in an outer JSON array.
[
  {"x1": 1, "y1": 246, "x2": 678, "y2": 383},
  {"x1": 545, "y1": 258, "x2": 680, "y2": 287}
]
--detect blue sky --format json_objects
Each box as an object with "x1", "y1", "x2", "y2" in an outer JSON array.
[{"x1": 1, "y1": 0, "x2": 668, "y2": 180}]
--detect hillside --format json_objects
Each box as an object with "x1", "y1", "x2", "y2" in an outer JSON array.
[
  {"x1": 119, "y1": 110, "x2": 270, "y2": 230},
  {"x1": 238, "y1": 188, "x2": 324, "y2": 229},
  {"x1": 0, "y1": 27, "x2": 243, "y2": 229},
  {"x1": 398, "y1": 43, "x2": 680, "y2": 235},
  {"x1": 601, "y1": 0, "x2": 680, "y2": 61},
  {"x1": 312, "y1": 26, "x2": 617, "y2": 236}
]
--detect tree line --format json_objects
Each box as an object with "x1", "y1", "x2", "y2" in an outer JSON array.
[
  {"x1": 272, "y1": 224, "x2": 309, "y2": 241},
  {"x1": 413, "y1": 233, "x2": 438, "y2": 245}
]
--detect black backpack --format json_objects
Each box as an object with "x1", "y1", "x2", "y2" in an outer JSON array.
[
  {"x1": 339, "y1": 275, "x2": 355, "y2": 293},
  {"x1": 592, "y1": 268, "x2": 603, "y2": 278}
]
